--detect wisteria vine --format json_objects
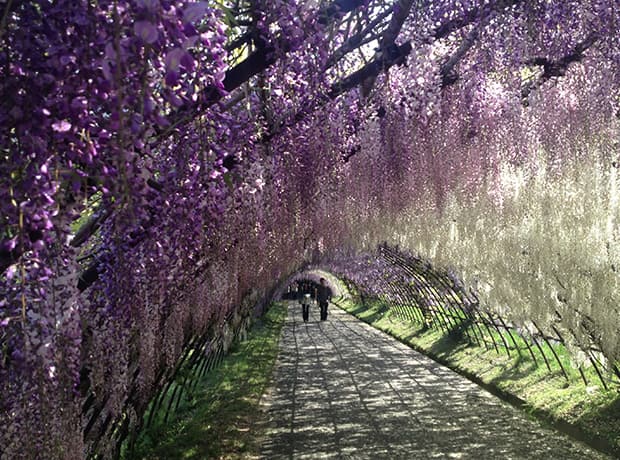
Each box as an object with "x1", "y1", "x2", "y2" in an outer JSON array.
[{"x1": 1, "y1": 0, "x2": 619, "y2": 458}]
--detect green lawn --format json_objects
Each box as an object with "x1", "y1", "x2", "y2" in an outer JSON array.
[{"x1": 125, "y1": 302, "x2": 288, "y2": 460}]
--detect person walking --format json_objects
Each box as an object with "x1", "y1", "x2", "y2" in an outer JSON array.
[
  {"x1": 316, "y1": 278, "x2": 332, "y2": 321},
  {"x1": 297, "y1": 281, "x2": 312, "y2": 322},
  {"x1": 300, "y1": 292, "x2": 311, "y2": 322}
]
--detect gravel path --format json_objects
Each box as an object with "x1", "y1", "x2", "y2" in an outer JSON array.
[{"x1": 259, "y1": 302, "x2": 610, "y2": 459}]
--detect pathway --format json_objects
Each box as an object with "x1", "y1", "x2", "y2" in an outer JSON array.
[{"x1": 259, "y1": 302, "x2": 610, "y2": 459}]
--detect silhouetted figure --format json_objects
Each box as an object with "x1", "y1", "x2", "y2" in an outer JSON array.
[
  {"x1": 316, "y1": 278, "x2": 332, "y2": 321},
  {"x1": 300, "y1": 293, "x2": 311, "y2": 322}
]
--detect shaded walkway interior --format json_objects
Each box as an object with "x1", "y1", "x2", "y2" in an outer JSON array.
[{"x1": 259, "y1": 302, "x2": 610, "y2": 459}]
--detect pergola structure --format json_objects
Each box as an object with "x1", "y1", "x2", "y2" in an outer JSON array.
[{"x1": 1, "y1": 1, "x2": 619, "y2": 457}]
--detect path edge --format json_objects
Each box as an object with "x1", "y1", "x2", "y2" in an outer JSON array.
[{"x1": 333, "y1": 300, "x2": 620, "y2": 459}]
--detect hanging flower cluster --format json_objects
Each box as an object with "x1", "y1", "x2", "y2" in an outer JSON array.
[{"x1": 1, "y1": 0, "x2": 619, "y2": 457}]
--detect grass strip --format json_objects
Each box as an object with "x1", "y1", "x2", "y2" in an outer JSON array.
[
  {"x1": 126, "y1": 301, "x2": 288, "y2": 460},
  {"x1": 335, "y1": 296, "x2": 620, "y2": 458}
]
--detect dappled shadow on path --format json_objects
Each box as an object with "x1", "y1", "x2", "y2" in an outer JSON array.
[{"x1": 259, "y1": 303, "x2": 610, "y2": 459}]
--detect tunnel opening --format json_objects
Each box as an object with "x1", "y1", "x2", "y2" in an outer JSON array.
[{"x1": 2, "y1": 1, "x2": 620, "y2": 458}]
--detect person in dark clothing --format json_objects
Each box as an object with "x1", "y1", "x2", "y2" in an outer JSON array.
[{"x1": 316, "y1": 278, "x2": 332, "y2": 321}]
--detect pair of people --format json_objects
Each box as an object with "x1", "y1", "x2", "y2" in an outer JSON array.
[{"x1": 298, "y1": 278, "x2": 332, "y2": 322}]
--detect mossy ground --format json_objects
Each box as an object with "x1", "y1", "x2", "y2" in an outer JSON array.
[{"x1": 125, "y1": 302, "x2": 288, "y2": 460}]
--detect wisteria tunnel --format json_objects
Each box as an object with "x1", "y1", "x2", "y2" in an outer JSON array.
[{"x1": 2, "y1": 0, "x2": 620, "y2": 458}]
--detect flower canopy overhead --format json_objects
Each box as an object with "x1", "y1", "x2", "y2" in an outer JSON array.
[{"x1": 1, "y1": 0, "x2": 619, "y2": 457}]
